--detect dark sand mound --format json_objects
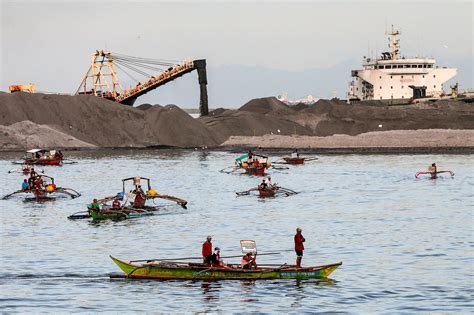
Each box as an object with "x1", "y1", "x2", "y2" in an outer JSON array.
[
  {"x1": 299, "y1": 99, "x2": 474, "y2": 136},
  {"x1": 144, "y1": 105, "x2": 218, "y2": 147},
  {"x1": 199, "y1": 108, "x2": 313, "y2": 144},
  {"x1": 0, "y1": 120, "x2": 95, "y2": 149},
  {"x1": 0, "y1": 92, "x2": 218, "y2": 148},
  {"x1": 1, "y1": 93, "x2": 472, "y2": 149},
  {"x1": 202, "y1": 96, "x2": 474, "y2": 141},
  {"x1": 239, "y1": 97, "x2": 292, "y2": 114}
]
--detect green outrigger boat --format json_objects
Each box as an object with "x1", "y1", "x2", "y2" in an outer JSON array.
[
  {"x1": 110, "y1": 256, "x2": 342, "y2": 280},
  {"x1": 68, "y1": 176, "x2": 187, "y2": 221}
]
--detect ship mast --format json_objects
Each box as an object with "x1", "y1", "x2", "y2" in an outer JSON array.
[{"x1": 386, "y1": 25, "x2": 400, "y2": 60}]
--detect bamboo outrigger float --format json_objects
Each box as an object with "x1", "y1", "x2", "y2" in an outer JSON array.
[
  {"x1": 1, "y1": 174, "x2": 81, "y2": 201},
  {"x1": 68, "y1": 176, "x2": 187, "y2": 220},
  {"x1": 110, "y1": 256, "x2": 342, "y2": 280}
]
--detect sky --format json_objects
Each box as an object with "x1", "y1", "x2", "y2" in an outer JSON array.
[{"x1": 1, "y1": 0, "x2": 472, "y2": 107}]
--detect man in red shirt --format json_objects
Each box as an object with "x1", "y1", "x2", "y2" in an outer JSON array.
[
  {"x1": 294, "y1": 227, "x2": 305, "y2": 268},
  {"x1": 202, "y1": 235, "x2": 213, "y2": 266}
]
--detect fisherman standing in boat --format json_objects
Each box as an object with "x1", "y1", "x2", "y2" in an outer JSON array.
[
  {"x1": 265, "y1": 176, "x2": 273, "y2": 189},
  {"x1": 202, "y1": 235, "x2": 213, "y2": 266},
  {"x1": 291, "y1": 149, "x2": 300, "y2": 158},
  {"x1": 429, "y1": 163, "x2": 438, "y2": 179},
  {"x1": 294, "y1": 227, "x2": 305, "y2": 268}
]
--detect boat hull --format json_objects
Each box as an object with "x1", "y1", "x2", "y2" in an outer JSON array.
[
  {"x1": 110, "y1": 256, "x2": 341, "y2": 280},
  {"x1": 88, "y1": 207, "x2": 156, "y2": 220},
  {"x1": 258, "y1": 189, "x2": 275, "y2": 198},
  {"x1": 24, "y1": 158, "x2": 63, "y2": 166},
  {"x1": 244, "y1": 166, "x2": 266, "y2": 176},
  {"x1": 283, "y1": 157, "x2": 305, "y2": 165}
]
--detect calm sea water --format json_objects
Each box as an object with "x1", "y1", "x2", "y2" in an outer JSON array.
[{"x1": 0, "y1": 150, "x2": 473, "y2": 313}]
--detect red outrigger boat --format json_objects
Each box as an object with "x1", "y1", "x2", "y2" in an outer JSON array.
[
  {"x1": 258, "y1": 187, "x2": 276, "y2": 198},
  {"x1": 14, "y1": 149, "x2": 64, "y2": 166},
  {"x1": 283, "y1": 157, "x2": 305, "y2": 165},
  {"x1": 245, "y1": 164, "x2": 267, "y2": 176}
]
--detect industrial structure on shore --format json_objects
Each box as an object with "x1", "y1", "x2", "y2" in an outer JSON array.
[
  {"x1": 347, "y1": 27, "x2": 457, "y2": 103},
  {"x1": 75, "y1": 51, "x2": 209, "y2": 115}
]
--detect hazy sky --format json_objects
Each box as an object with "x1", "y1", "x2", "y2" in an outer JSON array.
[{"x1": 1, "y1": 0, "x2": 472, "y2": 106}]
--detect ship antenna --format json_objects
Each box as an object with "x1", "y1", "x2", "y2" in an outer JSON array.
[{"x1": 385, "y1": 25, "x2": 400, "y2": 60}]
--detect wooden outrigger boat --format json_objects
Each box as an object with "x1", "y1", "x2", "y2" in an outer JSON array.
[
  {"x1": 68, "y1": 176, "x2": 187, "y2": 220},
  {"x1": 13, "y1": 149, "x2": 64, "y2": 166},
  {"x1": 12, "y1": 149, "x2": 77, "y2": 166},
  {"x1": 283, "y1": 157, "x2": 306, "y2": 165},
  {"x1": 1, "y1": 174, "x2": 81, "y2": 201},
  {"x1": 110, "y1": 256, "x2": 342, "y2": 280},
  {"x1": 258, "y1": 187, "x2": 276, "y2": 198},
  {"x1": 8, "y1": 164, "x2": 44, "y2": 175},
  {"x1": 415, "y1": 170, "x2": 454, "y2": 179},
  {"x1": 236, "y1": 181, "x2": 297, "y2": 198}
]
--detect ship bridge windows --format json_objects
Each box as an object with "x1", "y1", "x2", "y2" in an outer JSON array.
[{"x1": 417, "y1": 65, "x2": 423, "y2": 68}]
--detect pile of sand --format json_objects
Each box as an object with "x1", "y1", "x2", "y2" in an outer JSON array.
[
  {"x1": 199, "y1": 108, "x2": 313, "y2": 144},
  {"x1": 0, "y1": 92, "x2": 472, "y2": 150},
  {"x1": 238, "y1": 97, "x2": 292, "y2": 114},
  {"x1": 0, "y1": 120, "x2": 95, "y2": 149},
  {"x1": 222, "y1": 129, "x2": 474, "y2": 149},
  {"x1": 0, "y1": 92, "x2": 218, "y2": 149}
]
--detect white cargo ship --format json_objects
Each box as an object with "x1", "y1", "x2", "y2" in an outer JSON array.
[{"x1": 348, "y1": 27, "x2": 457, "y2": 103}]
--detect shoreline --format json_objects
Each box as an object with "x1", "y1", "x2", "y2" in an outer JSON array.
[{"x1": 1, "y1": 146, "x2": 473, "y2": 155}]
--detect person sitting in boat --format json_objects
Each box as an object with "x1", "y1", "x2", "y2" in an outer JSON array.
[
  {"x1": 264, "y1": 176, "x2": 273, "y2": 189},
  {"x1": 22, "y1": 179, "x2": 30, "y2": 191},
  {"x1": 428, "y1": 163, "x2": 438, "y2": 179},
  {"x1": 111, "y1": 198, "x2": 121, "y2": 210},
  {"x1": 34, "y1": 177, "x2": 43, "y2": 189},
  {"x1": 253, "y1": 158, "x2": 260, "y2": 168},
  {"x1": 202, "y1": 235, "x2": 213, "y2": 266},
  {"x1": 241, "y1": 252, "x2": 257, "y2": 270},
  {"x1": 259, "y1": 179, "x2": 268, "y2": 190},
  {"x1": 91, "y1": 198, "x2": 101, "y2": 211},
  {"x1": 291, "y1": 149, "x2": 300, "y2": 158},
  {"x1": 247, "y1": 150, "x2": 254, "y2": 165},
  {"x1": 132, "y1": 185, "x2": 146, "y2": 208},
  {"x1": 212, "y1": 247, "x2": 224, "y2": 267}
]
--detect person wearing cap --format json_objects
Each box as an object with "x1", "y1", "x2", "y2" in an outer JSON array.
[
  {"x1": 202, "y1": 236, "x2": 213, "y2": 266},
  {"x1": 294, "y1": 227, "x2": 306, "y2": 268},
  {"x1": 21, "y1": 179, "x2": 30, "y2": 191},
  {"x1": 241, "y1": 252, "x2": 257, "y2": 269},
  {"x1": 428, "y1": 163, "x2": 438, "y2": 179},
  {"x1": 91, "y1": 198, "x2": 101, "y2": 211},
  {"x1": 111, "y1": 198, "x2": 121, "y2": 210}
]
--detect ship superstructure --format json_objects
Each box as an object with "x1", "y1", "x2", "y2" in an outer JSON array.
[{"x1": 348, "y1": 27, "x2": 456, "y2": 102}]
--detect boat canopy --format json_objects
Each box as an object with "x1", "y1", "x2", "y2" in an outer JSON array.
[
  {"x1": 235, "y1": 154, "x2": 248, "y2": 161},
  {"x1": 26, "y1": 149, "x2": 44, "y2": 153}
]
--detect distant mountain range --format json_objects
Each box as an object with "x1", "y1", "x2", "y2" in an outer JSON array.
[{"x1": 136, "y1": 57, "x2": 473, "y2": 108}]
